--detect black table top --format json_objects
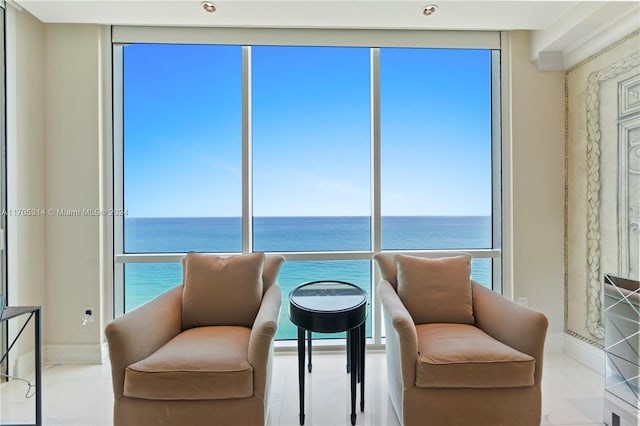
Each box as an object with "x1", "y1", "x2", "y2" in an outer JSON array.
[
  {"x1": 289, "y1": 281, "x2": 367, "y2": 333},
  {"x1": 290, "y1": 281, "x2": 366, "y2": 313}
]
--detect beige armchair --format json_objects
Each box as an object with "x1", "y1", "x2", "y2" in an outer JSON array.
[
  {"x1": 374, "y1": 253, "x2": 548, "y2": 426},
  {"x1": 105, "y1": 252, "x2": 284, "y2": 426}
]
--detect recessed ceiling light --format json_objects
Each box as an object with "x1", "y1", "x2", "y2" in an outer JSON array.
[
  {"x1": 201, "y1": 1, "x2": 216, "y2": 13},
  {"x1": 422, "y1": 4, "x2": 438, "y2": 16}
]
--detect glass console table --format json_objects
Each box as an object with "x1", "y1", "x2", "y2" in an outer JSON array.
[{"x1": 603, "y1": 274, "x2": 639, "y2": 426}]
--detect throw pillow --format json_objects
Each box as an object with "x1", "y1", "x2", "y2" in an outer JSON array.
[
  {"x1": 182, "y1": 252, "x2": 265, "y2": 329},
  {"x1": 395, "y1": 254, "x2": 474, "y2": 325}
]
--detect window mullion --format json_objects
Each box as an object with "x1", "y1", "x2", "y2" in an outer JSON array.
[
  {"x1": 113, "y1": 45, "x2": 125, "y2": 316},
  {"x1": 371, "y1": 48, "x2": 381, "y2": 253},
  {"x1": 371, "y1": 47, "x2": 382, "y2": 345},
  {"x1": 242, "y1": 46, "x2": 252, "y2": 254},
  {"x1": 491, "y1": 49, "x2": 503, "y2": 294}
]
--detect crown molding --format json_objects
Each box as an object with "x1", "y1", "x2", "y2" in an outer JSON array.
[{"x1": 530, "y1": 1, "x2": 640, "y2": 71}]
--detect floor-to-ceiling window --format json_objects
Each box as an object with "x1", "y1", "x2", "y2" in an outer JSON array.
[
  {"x1": 120, "y1": 44, "x2": 242, "y2": 311},
  {"x1": 0, "y1": 0, "x2": 7, "y2": 376},
  {"x1": 113, "y1": 28, "x2": 502, "y2": 344},
  {"x1": 380, "y1": 47, "x2": 494, "y2": 287}
]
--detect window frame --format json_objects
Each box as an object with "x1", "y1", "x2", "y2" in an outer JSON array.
[
  {"x1": 112, "y1": 28, "x2": 505, "y2": 347},
  {"x1": 0, "y1": 0, "x2": 7, "y2": 377}
]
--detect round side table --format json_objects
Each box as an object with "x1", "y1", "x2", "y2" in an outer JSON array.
[{"x1": 289, "y1": 280, "x2": 367, "y2": 425}]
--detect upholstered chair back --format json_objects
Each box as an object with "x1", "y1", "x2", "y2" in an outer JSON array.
[{"x1": 180, "y1": 252, "x2": 285, "y2": 330}]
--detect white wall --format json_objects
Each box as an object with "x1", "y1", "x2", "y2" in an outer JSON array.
[
  {"x1": 509, "y1": 31, "x2": 565, "y2": 340},
  {"x1": 43, "y1": 24, "x2": 105, "y2": 360},
  {"x1": 8, "y1": 13, "x2": 566, "y2": 361},
  {"x1": 8, "y1": 10, "x2": 106, "y2": 365},
  {"x1": 6, "y1": 4, "x2": 46, "y2": 373}
]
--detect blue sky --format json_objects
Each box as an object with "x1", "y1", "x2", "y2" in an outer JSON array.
[{"x1": 123, "y1": 44, "x2": 491, "y2": 218}]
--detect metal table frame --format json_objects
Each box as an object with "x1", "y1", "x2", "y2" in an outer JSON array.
[{"x1": 1, "y1": 306, "x2": 42, "y2": 426}]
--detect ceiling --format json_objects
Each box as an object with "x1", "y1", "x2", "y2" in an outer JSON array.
[
  {"x1": 12, "y1": 0, "x2": 640, "y2": 70},
  {"x1": 10, "y1": 1, "x2": 588, "y2": 29}
]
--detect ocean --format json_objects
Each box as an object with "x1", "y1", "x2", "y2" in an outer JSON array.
[{"x1": 123, "y1": 216, "x2": 492, "y2": 340}]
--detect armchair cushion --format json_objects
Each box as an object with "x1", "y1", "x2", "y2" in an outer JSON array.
[
  {"x1": 395, "y1": 254, "x2": 474, "y2": 324},
  {"x1": 182, "y1": 252, "x2": 265, "y2": 328},
  {"x1": 124, "y1": 326, "x2": 253, "y2": 401},
  {"x1": 415, "y1": 323, "x2": 535, "y2": 389}
]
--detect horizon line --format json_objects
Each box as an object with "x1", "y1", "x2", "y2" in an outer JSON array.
[{"x1": 125, "y1": 215, "x2": 492, "y2": 219}]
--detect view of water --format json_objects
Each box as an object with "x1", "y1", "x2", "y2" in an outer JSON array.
[{"x1": 124, "y1": 216, "x2": 492, "y2": 340}]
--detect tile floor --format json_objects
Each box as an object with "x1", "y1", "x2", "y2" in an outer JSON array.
[{"x1": 0, "y1": 350, "x2": 607, "y2": 426}]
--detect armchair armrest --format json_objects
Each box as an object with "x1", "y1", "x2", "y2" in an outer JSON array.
[
  {"x1": 105, "y1": 285, "x2": 183, "y2": 398},
  {"x1": 378, "y1": 280, "x2": 418, "y2": 388},
  {"x1": 248, "y1": 283, "x2": 282, "y2": 399},
  {"x1": 472, "y1": 282, "x2": 548, "y2": 384}
]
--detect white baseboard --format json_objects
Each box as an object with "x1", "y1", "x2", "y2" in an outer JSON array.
[
  {"x1": 544, "y1": 332, "x2": 565, "y2": 354},
  {"x1": 563, "y1": 333, "x2": 605, "y2": 375},
  {"x1": 44, "y1": 343, "x2": 104, "y2": 366},
  {"x1": 6, "y1": 344, "x2": 104, "y2": 381}
]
